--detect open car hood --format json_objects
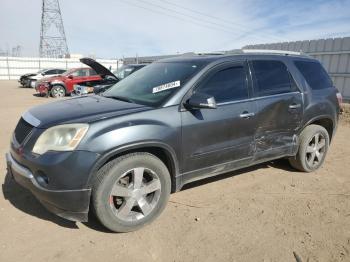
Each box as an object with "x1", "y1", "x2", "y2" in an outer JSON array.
[{"x1": 80, "y1": 57, "x2": 119, "y2": 81}]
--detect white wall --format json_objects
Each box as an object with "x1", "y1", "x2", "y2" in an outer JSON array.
[{"x1": 0, "y1": 56, "x2": 123, "y2": 80}]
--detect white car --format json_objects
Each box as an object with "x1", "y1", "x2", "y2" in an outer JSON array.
[{"x1": 26, "y1": 68, "x2": 66, "y2": 88}]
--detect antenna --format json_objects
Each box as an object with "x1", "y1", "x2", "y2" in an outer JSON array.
[{"x1": 39, "y1": 0, "x2": 69, "y2": 58}]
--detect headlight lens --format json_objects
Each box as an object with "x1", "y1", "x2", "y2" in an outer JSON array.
[{"x1": 32, "y1": 124, "x2": 89, "y2": 155}]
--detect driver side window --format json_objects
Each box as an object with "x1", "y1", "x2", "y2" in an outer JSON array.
[{"x1": 195, "y1": 65, "x2": 248, "y2": 103}]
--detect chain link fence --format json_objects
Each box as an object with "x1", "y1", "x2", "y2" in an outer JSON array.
[{"x1": 0, "y1": 56, "x2": 122, "y2": 80}]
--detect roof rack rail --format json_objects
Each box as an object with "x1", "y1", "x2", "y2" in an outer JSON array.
[
  {"x1": 195, "y1": 51, "x2": 226, "y2": 56},
  {"x1": 241, "y1": 49, "x2": 303, "y2": 56}
]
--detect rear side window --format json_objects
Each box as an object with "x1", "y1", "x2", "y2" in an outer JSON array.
[
  {"x1": 252, "y1": 60, "x2": 293, "y2": 96},
  {"x1": 294, "y1": 61, "x2": 332, "y2": 90},
  {"x1": 195, "y1": 65, "x2": 248, "y2": 103}
]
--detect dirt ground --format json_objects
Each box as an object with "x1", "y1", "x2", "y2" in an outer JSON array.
[{"x1": 0, "y1": 80, "x2": 349, "y2": 262}]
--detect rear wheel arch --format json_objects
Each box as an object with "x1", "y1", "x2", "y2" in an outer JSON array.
[
  {"x1": 87, "y1": 143, "x2": 179, "y2": 192},
  {"x1": 302, "y1": 116, "x2": 334, "y2": 141}
]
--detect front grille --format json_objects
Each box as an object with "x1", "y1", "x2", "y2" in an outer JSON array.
[{"x1": 14, "y1": 118, "x2": 34, "y2": 144}]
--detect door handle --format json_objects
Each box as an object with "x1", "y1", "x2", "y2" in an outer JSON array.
[
  {"x1": 240, "y1": 112, "x2": 255, "y2": 119},
  {"x1": 289, "y1": 103, "x2": 301, "y2": 109}
]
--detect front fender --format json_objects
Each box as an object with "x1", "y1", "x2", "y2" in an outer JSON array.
[
  {"x1": 77, "y1": 106, "x2": 182, "y2": 187},
  {"x1": 50, "y1": 80, "x2": 67, "y2": 91},
  {"x1": 85, "y1": 140, "x2": 180, "y2": 188}
]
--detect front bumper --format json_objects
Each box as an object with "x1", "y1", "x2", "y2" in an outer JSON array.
[
  {"x1": 35, "y1": 84, "x2": 49, "y2": 96},
  {"x1": 5, "y1": 152, "x2": 91, "y2": 222}
]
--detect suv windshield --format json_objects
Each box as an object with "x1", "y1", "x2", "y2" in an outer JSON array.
[{"x1": 105, "y1": 61, "x2": 205, "y2": 107}]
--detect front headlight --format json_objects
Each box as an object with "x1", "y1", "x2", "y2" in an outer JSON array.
[{"x1": 32, "y1": 124, "x2": 89, "y2": 155}]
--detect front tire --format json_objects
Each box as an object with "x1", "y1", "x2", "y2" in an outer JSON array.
[
  {"x1": 289, "y1": 124, "x2": 329, "y2": 172},
  {"x1": 50, "y1": 85, "x2": 66, "y2": 98},
  {"x1": 92, "y1": 153, "x2": 171, "y2": 232}
]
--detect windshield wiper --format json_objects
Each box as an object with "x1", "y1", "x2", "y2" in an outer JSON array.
[{"x1": 103, "y1": 95, "x2": 135, "y2": 103}]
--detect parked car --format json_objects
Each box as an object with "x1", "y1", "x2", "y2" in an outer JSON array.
[
  {"x1": 71, "y1": 58, "x2": 121, "y2": 96},
  {"x1": 35, "y1": 66, "x2": 102, "y2": 98},
  {"x1": 19, "y1": 71, "x2": 38, "y2": 86},
  {"x1": 25, "y1": 69, "x2": 66, "y2": 88},
  {"x1": 72, "y1": 62, "x2": 147, "y2": 96},
  {"x1": 6, "y1": 50, "x2": 341, "y2": 232}
]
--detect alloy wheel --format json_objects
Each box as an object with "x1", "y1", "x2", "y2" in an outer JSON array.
[
  {"x1": 51, "y1": 86, "x2": 65, "y2": 98},
  {"x1": 305, "y1": 132, "x2": 326, "y2": 168},
  {"x1": 109, "y1": 167, "x2": 161, "y2": 222}
]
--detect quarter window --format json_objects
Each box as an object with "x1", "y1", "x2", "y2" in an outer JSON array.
[
  {"x1": 195, "y1": 66, "x2": 248, "y2": 103},
  {"x1": 252, "y1": 60, "x2": 293, "y2": 96},
  {"x1": 294, "y1": 61, "x2": 332, "y2": 90}
]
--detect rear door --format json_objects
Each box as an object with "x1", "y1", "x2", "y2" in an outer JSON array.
[
  {"x1": 181, "y1": 61, "x2": 257, "y2": 176},
  {"x1": 249, "y1": 59, "x2": 303, "y2": 160}
]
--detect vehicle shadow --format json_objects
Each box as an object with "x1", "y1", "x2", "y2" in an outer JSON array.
[
  {"x1": 32, "y1": 93, "x2": 47, "y2": 98},
  {"x1": 1, "y1": 159, "x2": 295, "y2": 232},
  {"x1": 181, "y1": 158, "x2": 296, "y2": 191},
  {"x1": 1, "y1": 171, "x2": 78, "y2": 229}
]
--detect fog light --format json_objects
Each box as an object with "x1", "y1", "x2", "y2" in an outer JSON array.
[{"x1": 35, "y1": 171, "x2": 49, "y2": 187}]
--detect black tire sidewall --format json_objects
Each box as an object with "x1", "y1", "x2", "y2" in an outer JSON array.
[{"x1": 93, "y1": 154, "x2": 171, "y2": 232}]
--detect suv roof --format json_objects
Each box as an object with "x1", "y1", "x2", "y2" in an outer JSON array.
[{"x1": 157, "y1": 49, "x2": 312, "y2": 64}]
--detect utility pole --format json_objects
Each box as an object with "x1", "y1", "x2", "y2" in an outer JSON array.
[{"x1": 39, "y1": 0, "x2": 69, "y2": 58}]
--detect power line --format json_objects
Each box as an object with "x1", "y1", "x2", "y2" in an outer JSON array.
[
  {"x1": 118, "y1": 0, "x2": 245, "y2": 36},
  {"x1": 157, "y1": 0, "x2": 257, "y2": 30},
  {"x1": 135, "y1": 0, "x2": 243, "y2": 32},
  {"x1": 146, "y1": 0, "x2": 283, "y2": 42},
  {"x1": 120, "y1": 0, "x2": 274, "y2": 42}
]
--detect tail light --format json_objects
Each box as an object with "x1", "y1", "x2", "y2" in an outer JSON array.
[
  {"x1": 336, "y1": 92, "x2": 343, "y2": 113},
  {"x1": 336, "y1": 92, "x2": 343, "y2": 105}
]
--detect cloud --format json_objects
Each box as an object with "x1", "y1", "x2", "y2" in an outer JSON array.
[{"x1": 0, "y1": 0, "x2": 349, "y2": 58}]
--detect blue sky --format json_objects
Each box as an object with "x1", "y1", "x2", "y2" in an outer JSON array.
[{"x1": 1, "y1": 0, "x2": 350, "y2": 58}]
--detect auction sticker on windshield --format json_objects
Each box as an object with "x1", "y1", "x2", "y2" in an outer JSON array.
[{"x1": 152, "y1": 80, "x2": 180, "y2": 93}]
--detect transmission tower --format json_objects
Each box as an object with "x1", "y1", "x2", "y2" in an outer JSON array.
[{"x1": 39, "y1": 0, "x2": 69, "y2": 58}]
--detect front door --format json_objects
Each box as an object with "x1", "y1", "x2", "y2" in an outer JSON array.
[{"x1": 181, "y1": 61, "x2": 257, "y2": 179}]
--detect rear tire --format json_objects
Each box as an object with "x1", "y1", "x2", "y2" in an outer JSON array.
[
  {"x1": 92, "y1": 152, "x2": 171, "y2": 232},
  {"x1": 289, "y1": 124, "x2": 329, "y2": 172}
]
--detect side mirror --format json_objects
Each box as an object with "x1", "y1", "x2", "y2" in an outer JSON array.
[
  {"x1": 68, "y1": 75, "x2": 74, "y2": 79},
  {"x1": 185, "y1": 92, "x2": 217, "y2": 109}
]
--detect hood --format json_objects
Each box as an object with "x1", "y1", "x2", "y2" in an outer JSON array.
[
  {"x1": 22, "y1": 73, "x2": 36, "y2": 78},
  {"x1": 26, "y1": 95, "x2": 150, "y2": 128},
  {"x1": 80, "y1": 57, "x2": 119, "y2": 81}
]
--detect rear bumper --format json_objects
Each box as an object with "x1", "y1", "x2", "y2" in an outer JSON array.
[{"x1": 5, "y1": 152, "x2": 91, "y2": 222}]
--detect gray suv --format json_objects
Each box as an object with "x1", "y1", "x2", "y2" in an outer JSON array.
[{"x1": 6, "y1": 50, "x2": 341, "y2": 232}]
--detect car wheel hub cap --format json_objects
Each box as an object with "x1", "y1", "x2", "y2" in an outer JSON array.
[
  {"x1": 109, "y1": 167, "x2": 161, "y2": 222},
  {"x1": 305, "y1": 132, "x2": 326, "y2": 168}
]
